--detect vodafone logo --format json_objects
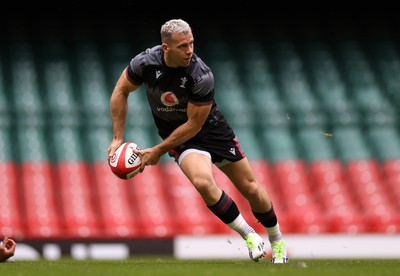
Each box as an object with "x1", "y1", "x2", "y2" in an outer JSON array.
[{"x1": 161, "y1": 92, "x2": 179, "y2": 107}]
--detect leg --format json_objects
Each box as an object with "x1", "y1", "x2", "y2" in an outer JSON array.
[
  {"x1": 179, "y1": 151, "x2": 265, "y2": 261},
  {"x1": 179, "y1": 150, "x2": 221, "y2": 205},
  {"x1": 219, "y1": 157, "x2": 271, "y2": 212},
  {"x1": 219, "y1": 158, "x2": 289, "y2": 264}
]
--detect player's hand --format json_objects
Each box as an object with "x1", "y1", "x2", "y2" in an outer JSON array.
[
  {"x1": 107, "y1": 139, "x2": 123, "y2": 163},
  {"x1": 133, "y1": 147, "x2": 161, "y2": 172},
  {"x1": 0, "y1": 237, "x2": 16, "y2": 263}
]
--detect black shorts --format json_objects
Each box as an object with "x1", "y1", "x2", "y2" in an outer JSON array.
[{"x1": 168, "y1": 122, "x2": 246, "y2": 166}]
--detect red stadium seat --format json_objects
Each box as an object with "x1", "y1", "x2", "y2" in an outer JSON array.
[
  {"x1": 274, "y1": 160, "x2": 313, "y2": 199},
  {"x1": 347, "y1": 160, "x2": 395, "y2": 209},
  {"x1": 20, "y1": 162, "x2": 63, "y2": 238},
  {"x1": 368, "y1": 210, "x2": 400, "y2": 234},
  {"x1": 286, "y1": 206, "x2": 329, "y2": 234},
  {"x1": 56, "y1": 161, "x2": 102, "y2": 238},
  {"x1": 129, "y1": 165, "x2": 177, "y2": 238},
  {"x1": 346, "y1": 159, "x2": 400, "y2": 234},
  {"x1": 250, "y1": 160, "x2": 283, "y2": 205},
  {"x1": 310, "y1": 159, "x2": 368, "y2": 233},
  {"x1": 0, "y1": 162, "x2": 25, "y2": 238},
  {"x1": 273, "y1": 160, "x2": 329, "y2": 234},
  {"x1": 328, "y1": 207, "x2": 369, "y2": 234},
  {"x1": 92, "y1": 161, "x2": 141, "y2": 238},
  {"x1": 382, "y1": 159, "x2": 400, "y2": 210}
]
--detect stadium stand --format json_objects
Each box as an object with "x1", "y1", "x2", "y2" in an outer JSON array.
[
  {"x1": 1, "y1": 12, "x2": 400, "y2": 240},
  {"x1": 0, "y1": 129, "x2": 24, "y2": 239}
]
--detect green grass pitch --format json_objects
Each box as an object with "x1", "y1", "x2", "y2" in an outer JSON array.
[{"x1": 1, "y1": 258, "x2": 399, "y2": 276}]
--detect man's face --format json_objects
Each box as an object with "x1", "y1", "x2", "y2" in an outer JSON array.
[{"x1": 163, "y1": 32, "x2": 194, "y2": 68}]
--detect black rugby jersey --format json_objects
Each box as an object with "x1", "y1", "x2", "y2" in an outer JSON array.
[{"x1": 126, "y1": 45, "x2": 231, "y2": 140}]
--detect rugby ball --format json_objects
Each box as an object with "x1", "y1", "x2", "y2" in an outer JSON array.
[{"x1": 109, "y1": 142, "x2": 142, "y2": 179}]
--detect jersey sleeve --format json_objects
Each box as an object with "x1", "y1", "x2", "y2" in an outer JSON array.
[
  {"x1": 190, "y1": 71, "x2": 214, "y2": 105},
  {"x1": 126, "y1": 53, "x2": 144, "y2": 85}
]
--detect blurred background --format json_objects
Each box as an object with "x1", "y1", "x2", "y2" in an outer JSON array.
[{"x1": 1, "y1": 4, "x2": 400, "y2": 259}]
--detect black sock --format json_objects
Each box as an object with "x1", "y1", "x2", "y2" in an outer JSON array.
[
  {"x1": 253, "y1": 205, "x2": 278, "y2": 228},
  {"x1": 208, "y1": 190, "x2": 240, "y2": 224}
]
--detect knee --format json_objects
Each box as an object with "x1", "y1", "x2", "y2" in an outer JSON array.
[
  {"x1": 192, "y1": 176, "x2": 215, "y2": 194},
  {"x1": 241, "y1": 181, "x2": 263, "y2": 199}
]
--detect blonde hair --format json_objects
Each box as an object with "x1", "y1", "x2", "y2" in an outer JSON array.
[{"x1": 161, "y1": 19, "x2": 192, "y2": 43}]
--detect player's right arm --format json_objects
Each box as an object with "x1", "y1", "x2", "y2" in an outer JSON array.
[{"x1": 108, "y1": 67, "x2": 141, "y2": 161}]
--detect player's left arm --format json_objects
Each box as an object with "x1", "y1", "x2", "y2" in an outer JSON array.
[
  {"x1": 137, "y1": 102, "x2": 212, "y2": 169},
  {"x1": 157, "y1": 101, "x2": 211, "y2": 153}
]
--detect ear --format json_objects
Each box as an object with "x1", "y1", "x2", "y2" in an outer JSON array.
[{"x1": 162, "y1": 43, "x2": 168, "y2": 52}]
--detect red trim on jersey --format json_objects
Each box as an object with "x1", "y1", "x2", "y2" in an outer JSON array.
[
  {"x1": 169, "y1": 149, "x2": 180, "y2": 159},
  {"x1": 188, "y1": 99, "x2": 213, "y2": 106},
  {"x1": 234, "y1": 136, "x2": 245, "y2": 158}
]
